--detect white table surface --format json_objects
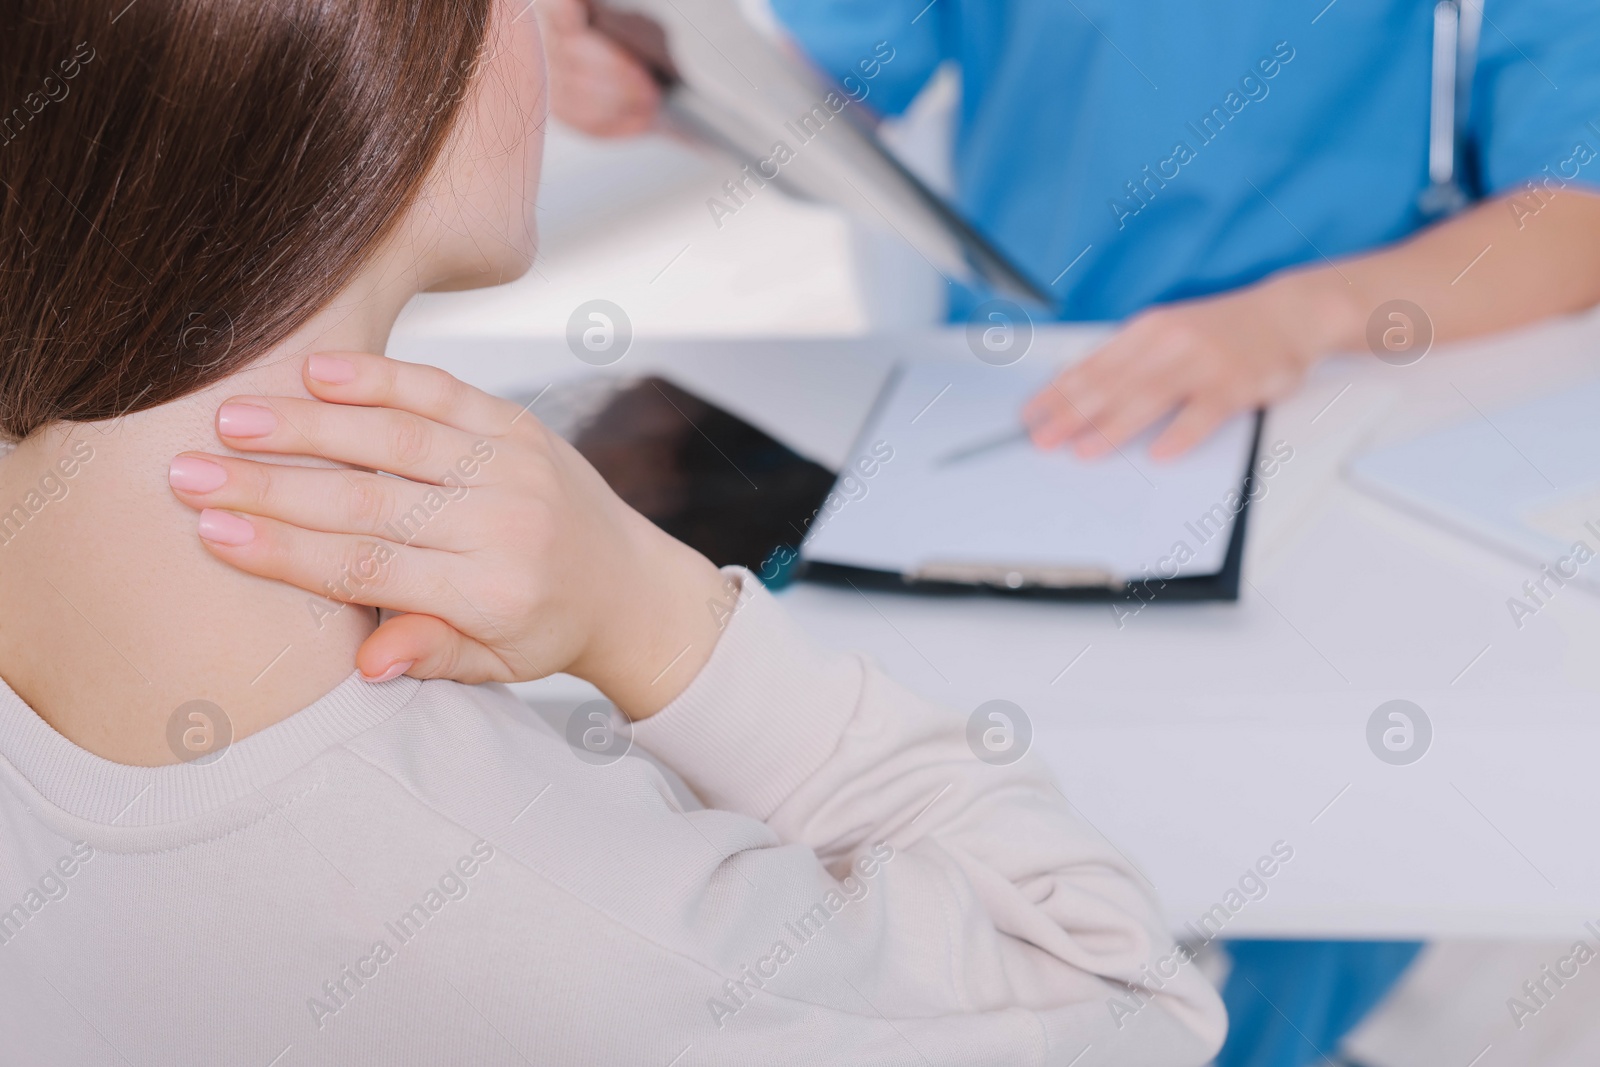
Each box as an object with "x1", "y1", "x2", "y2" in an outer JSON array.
[{"x1": 391, "y1": 307, "x2": 1600, "y2": 939}]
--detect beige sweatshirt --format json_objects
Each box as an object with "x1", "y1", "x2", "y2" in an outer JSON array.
[{"x1": 0, "y1": 570, "x2": 1224, "y2": 1065}]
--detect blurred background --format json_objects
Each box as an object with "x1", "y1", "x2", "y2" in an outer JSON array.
[{"x1": 395, "y1": 64, "x2": 959, "y2": 344}]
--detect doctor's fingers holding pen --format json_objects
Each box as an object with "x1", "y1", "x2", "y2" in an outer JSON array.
[
  {"x1": 168, "y1": 351, "x2": 731, "y2": 719},
  {"x1": 1021, "y1": 184, "x2": 1600, "y2": 461}
]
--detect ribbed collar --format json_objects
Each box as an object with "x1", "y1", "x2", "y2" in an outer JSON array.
[{"x1": 0, "y1": 671, "x2": 420, "y2": 828}]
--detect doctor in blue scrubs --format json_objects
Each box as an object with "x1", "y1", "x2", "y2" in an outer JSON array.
[
  {"x1": 541, "y1": 1, "x2": 1600, "y2": 1064},
  {"x1": 761, "y1": 0, "x2": 1600, "y2": 461}
]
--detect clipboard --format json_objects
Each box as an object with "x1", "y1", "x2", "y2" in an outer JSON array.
[
  {"x1": 793, "y1": 364, "x2": 1265, "y2": 603},
  {"x1": 580, "y1": 0, "x2": 1052, "y2": 305}
]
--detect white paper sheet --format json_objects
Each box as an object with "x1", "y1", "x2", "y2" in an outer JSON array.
[
  {"x1": 800, "y1": 363, "x2": 1259, "y2": 583},
  {"x1": 1347, "y1": 376, "x2": 1600, "y2": 591}
]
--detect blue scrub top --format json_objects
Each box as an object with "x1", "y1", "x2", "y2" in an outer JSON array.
[{"x1": 769, "y1": 0, "x2": 1600, "y2": 321}]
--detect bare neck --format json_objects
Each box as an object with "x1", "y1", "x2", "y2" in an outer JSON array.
[{"x1": 0, "y1": 302, "x2": 402, "y2": 766}]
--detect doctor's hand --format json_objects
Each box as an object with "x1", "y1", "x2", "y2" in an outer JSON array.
[
  {"x1": 539, "y1": 0, "x2": 662, "y2": 137},
  {"x1": 1022, "y1": 276, "x2": 1344, "y2": 459},
  {"x1": 167, "y1": 353, "x2": 730, "y2": 719}
]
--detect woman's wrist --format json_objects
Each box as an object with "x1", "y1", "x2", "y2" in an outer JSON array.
[{"x1": 569, "y1": 518, "x2": 731, "y2": 720}]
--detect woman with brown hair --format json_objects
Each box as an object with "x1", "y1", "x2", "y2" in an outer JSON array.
[{"x1": 0, "y1": 2, "x2": 1222, "y2": 1063}]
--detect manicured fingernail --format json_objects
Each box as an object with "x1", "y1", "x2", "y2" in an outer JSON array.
[
  {"x1": 307, "y1": 354, "x2": 357, "y2": 384},
  {"x1": 197, "y1": 508, "x2": 255, "y2": 546},
  {"x1": 217, "y1": 402, "x2": 277, "y2": 438},
  {"x1": 168, "y1": 456, "x2": 227, "y2": 493},
  {"x1": 360, "y1": 660, "x2": 413, "y2": 684}
]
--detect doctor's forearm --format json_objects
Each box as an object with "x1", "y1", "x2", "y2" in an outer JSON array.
[{"x1": 1269, "y1": 188, "x2": 1600, "y2": 355}]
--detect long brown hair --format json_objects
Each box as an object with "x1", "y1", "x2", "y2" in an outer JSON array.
[{"x1": 0, "y1": 0, "x2": 493, "y2": 440}]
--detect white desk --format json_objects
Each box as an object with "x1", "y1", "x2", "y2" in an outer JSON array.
[{"x1": 391, "y1": 309, "x2": 1600, "y2": 939}]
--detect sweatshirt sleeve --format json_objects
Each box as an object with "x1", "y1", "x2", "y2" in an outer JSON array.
[{"x1": 632, "y1": 569, "x2": 1226, "y2": 1065}]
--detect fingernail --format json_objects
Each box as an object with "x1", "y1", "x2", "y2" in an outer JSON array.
[
  {"x1": 307, "y1": 354, "x2": 357, "y2": 384},
  {"x1": 168, "y1": 456, "x2": 227, "y2": 493},
  {"x1": 360, "y1": 660, "x2": 413, "y2": 684},
  {"x1": 197, "y1": 508, "x2": 255, "y2": 546},
  {"x1": 217, "y1": 402, "x2": 277, "y2": 438}
]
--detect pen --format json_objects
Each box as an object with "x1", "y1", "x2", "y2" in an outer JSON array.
[{"x1": 937, "y1": 425, "x2": 1033, "y2": 467}]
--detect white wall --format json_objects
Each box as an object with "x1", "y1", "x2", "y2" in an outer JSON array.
[{"x1": 394, "y1": 67, "x2": 958, "y2": 345}]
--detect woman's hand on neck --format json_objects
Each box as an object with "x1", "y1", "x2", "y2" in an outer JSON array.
[
  {"x1": 0, "y1": 280, "x2": 416, "y2": 766},
  {"x1": 0, "y1": 4, "x2": 548, "y2": 765}
]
